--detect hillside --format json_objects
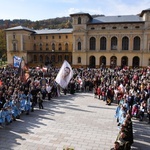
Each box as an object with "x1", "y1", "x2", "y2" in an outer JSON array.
[
  {"x1": 0, "y1": 16, "x2": 72, "y2": 30},
  {"x1": 0, "y1": 16, "x2": 73, "y2": 59},
  {"x1": 0, "y1": 14, "x2": 102, "y2": 30},
  {"x1": 0, "y1": 14, "x2": 101, "y2": 59}
]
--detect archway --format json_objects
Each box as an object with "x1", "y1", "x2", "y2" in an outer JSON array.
[
  {"x1": 45, "y1": 56, "x2": 50, "y2": 66},
  {"x1": 100, "y1": 56, "x2": 106, "y2": 68},
  {"x1": 110, "y1": 56, "x2": 117, "y2": 69},
  {"x1": 89, "y1": 56, "x2": 96, "y2": 68},
  {"x1": 132, "y1": 56, "x2": 140, "y2": 68},
  {"x1": 121, "y1": 56, "x2": 128, "y2": 68}
]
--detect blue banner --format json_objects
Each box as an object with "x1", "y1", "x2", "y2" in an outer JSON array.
[{"x1": 13, "y1": 56, "x2": 22, "y2": 68}]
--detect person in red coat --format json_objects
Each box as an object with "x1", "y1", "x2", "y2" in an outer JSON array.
[{"x1": 97, "y1": 86, "x2": 101, "y2": 99}]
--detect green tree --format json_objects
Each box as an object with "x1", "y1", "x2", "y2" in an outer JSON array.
[
  {"x1": 0, "y1": 30, "x2": 6, "y2": 59},
  {"x1": 34, "y1": 21, "x2": 40, "y2": 29}
]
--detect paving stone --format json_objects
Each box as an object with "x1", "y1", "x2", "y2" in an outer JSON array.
[{"x1": 0, "y1": 92, "x2": 149, "y2": 150}]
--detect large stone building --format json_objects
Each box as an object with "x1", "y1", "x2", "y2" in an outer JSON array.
[
  {"x1": 5, "y1": 8, "x2": 150, "y2": 68},
  {"x1": 5, "y1": 27, "x2": 73, "y2": 67}
]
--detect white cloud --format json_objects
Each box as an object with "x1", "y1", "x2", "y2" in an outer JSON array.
[
  {"x1": 79, "y1": 0, "x2": 150, "y2": 16},
  {"x1": 67, "y1": 8, "x2": 80, "y2": 14},
  {"x1": 1, "y1": 0, "x2": 149, "y2": 21}
]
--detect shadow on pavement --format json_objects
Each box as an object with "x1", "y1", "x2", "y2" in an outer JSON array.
[
  {"x1": 131, "y1": 118, "x2": 150, "y2": 150},
  {"x1": 0, "y1": 94, "x2": 75, "y2": 149}
]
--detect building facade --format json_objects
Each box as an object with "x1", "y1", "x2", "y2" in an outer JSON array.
[
  {"x1": 5, "y1": 27, "x2": 73, "y2": 67},
  {"x1": 5, "y1": 8, "x2": 150, "y2": 68}
]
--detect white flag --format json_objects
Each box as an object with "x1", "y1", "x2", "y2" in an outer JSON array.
[
  {"x1": 13, "y1": 56, "x2": 22, "y2": 68},
  {"x1": 55, "y1": 60, "x2": 73, "y2": 89}
]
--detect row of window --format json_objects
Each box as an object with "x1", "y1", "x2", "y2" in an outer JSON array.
[
  {"x1": 12, "y1": 42, "x2": 71, "y2": 51},
  {"x1": 33, "y1": 43, "x2": 70, "y2": 51},
  {"x1": 90, "y1": 26, "x2": 140, "y2": 30},
  {"x1": 77, "y1": 55, "x2": 142, "y2": 68},
  {"x1": 77, "y1": 36, "x2": 141, "y2": 51},
  {"x1": 33, "y1": 35, "x2": 68, "y2": 40},
  {"x1": 77, "y1": 17, "x2": 140, "y2": 30},
  {"x1": 32, "y1": 54, "x2": 70, "y2": 63},
  {"x1": 12, "y1": 34, "x2": 69, "y2": 40}
]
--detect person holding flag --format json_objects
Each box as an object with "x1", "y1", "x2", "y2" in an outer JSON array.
[{"x1": 55, "y1": 60, "x2": 73, "y2": 89}]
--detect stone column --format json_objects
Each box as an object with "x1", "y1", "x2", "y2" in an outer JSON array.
[
  {"x1": 21, "y1": 34, "x2": 23, "y2": 51},
  {"x1": 96, "y1": 35, "x2": 99, "y2": 52}
]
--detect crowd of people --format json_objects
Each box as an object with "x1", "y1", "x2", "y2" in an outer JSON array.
[
  {"x1": 91, "y1": 66, "x2": 150, "y2": 150},
  {"x1": 0, "y1": 64, "x2": 150, "y2": 149}
]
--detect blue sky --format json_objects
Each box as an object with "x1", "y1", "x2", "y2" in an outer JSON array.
[{"x1": 0, "y1": 0, "x2": 149, "y2": 21}]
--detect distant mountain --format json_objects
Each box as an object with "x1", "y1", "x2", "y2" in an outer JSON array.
[
  {"x1": 0, "y1": 14, "x2": 103, "y2": 30},
  {"x1": 0, "y1": 14, "x2": 103, "y2": 59},
  {"x1": 0, "y1": 16, "x2": 72, "y2": 30}
]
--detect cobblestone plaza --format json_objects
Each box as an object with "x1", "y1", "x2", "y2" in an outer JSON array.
[{"x1": 0, "y1": 92, "x2": 150, "y2": 150}]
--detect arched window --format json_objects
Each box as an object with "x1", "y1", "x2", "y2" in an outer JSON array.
[
  {"x1": 45, "y1": 56, "x2": 50, "y2": 65},
  {"x1": 52, "y1": 43, "x2": 55, "y2": 51},
  {"x1": 121, "y1": 56, "x2": 128, "y2": 68},
  {"x1": 90, "y1": 37, "x2": 96, "y2": 50},
  {"x1": 110, "y1": 56, "x2": 117, "y2": 68},
  {"x1": 58, "y1": 55, "x2": 62, "y2": 62},
  {"x1": 111, "y1": 36, "x2": 117, "y2": 50},
  {"x1": 78, "y1": 42, "x2": 81, "y2": 50},
  {"x1": 13, "y1": 43, "x2": 17, "y2": 51},
  {"x1": 133, "y1": 36, "x2": 140, "y2": 50},
  {"x1": 40, "y1": 43, "x2": 42, "y2": 50},
  {"x1": 100, "y1": 56, "x2": 106, "y2": 67},
  {"x1": 122, "y1": 36, "x2": 129, "y2": 50},
  {"x1": 33, "y1": 44, "x2": 36, "y2": 51},
  {"x1": 89, "y1": 56, "x2": 96, "y2": 68},
  {"x1": 51, "y1": 55, "x2": 55, "y2": 62},
  {"x1": 46, "y1": 43, "x2": 49, "y2": 50},
  {"x1": 33, "y1": 55, "x2": 37, "y2": 62},
  {"x1": 77, "y1": 57, "x2": 81, "y2": 63},
  {"x1": 58, "y1": 43, "x2": 62, "y2": 51},
  {"x1": 100, "y1": 37, "x2": 107, "y2": 50},
  {"x1": 132, "y1": 56, "x2": 140, "y2": 68},
  {"x1": 65, "y1": 55, "x2": 69, "y2": 61},
  {"x1": 78, "y1": 17, "x2": 81, "y2": 24},
  {"x1": 39, "y1": 55, "x2": 43, "y2": 62},
  {"x1": 65, "y1": 43, "x2": 68, "y2": 51}
]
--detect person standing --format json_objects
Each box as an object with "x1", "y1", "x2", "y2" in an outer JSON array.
[
  {"x1": 30, "y1": 86, "x2": 38, "y2": 112},
  {"x1": 37, "y1": 92, "x2": 44, "y2": 109},
  {"x1": 46, "y1": 83, "x2": 52, "y2": 100}
]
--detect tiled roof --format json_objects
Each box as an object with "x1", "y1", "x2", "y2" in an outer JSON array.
[
  {"x1": 90, "y1": 15, "x2": 144, "y2": 24},
  {"x1": 70, "y1": 12, "x2": 92, "y2": 19},
  {"x1": 34, "y1": 28, "x2": 73, "y2": 34},
  {"x1": 5, "y1": 26, "x2": 73, "y2": 34},
  {"x1": 140, "y1": 8, "x2": 150, "y2": 16},
  {"x1": 70, "y1": 12, "x2": 89, "y2": 15},
  {"x1": 5, "y1": 26, "x2": 35, "y2": 32}
]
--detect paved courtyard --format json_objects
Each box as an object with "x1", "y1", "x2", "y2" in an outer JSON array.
[{"x1": 0, "y1": 92, "x2": 150, "y2": 150}]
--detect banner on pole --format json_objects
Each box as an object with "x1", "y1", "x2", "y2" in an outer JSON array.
[
  {"x1": 13, "y1": 56, "x2": 22, "y2": 68},
  {"x1": 55, "y1": 60, "x2": 73, "y2": 89}
]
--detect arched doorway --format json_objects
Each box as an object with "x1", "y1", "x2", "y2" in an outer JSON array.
[
  {"x1": 45, "y1": 56, "x2": 50, "y2": 66},
  {"x1": 100, "y1": 56, "x2": 106, "y2": 68},
  {"x1": 110, "y1": 56, "x2": 117, "y2": 69},
  {"x1": 121, "y1": 56, "x2": 128, "y2": 68},
  {"x1": 89, "y1": 56, "x2": 96, "y2": 68},
  {"x1": 132, "y1": 56, "x2": 140, "y2": 68}
]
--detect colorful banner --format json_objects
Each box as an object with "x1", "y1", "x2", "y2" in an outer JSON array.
[{"x1": 13, "y1": 56, "x2": 22, "y2": 68}]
